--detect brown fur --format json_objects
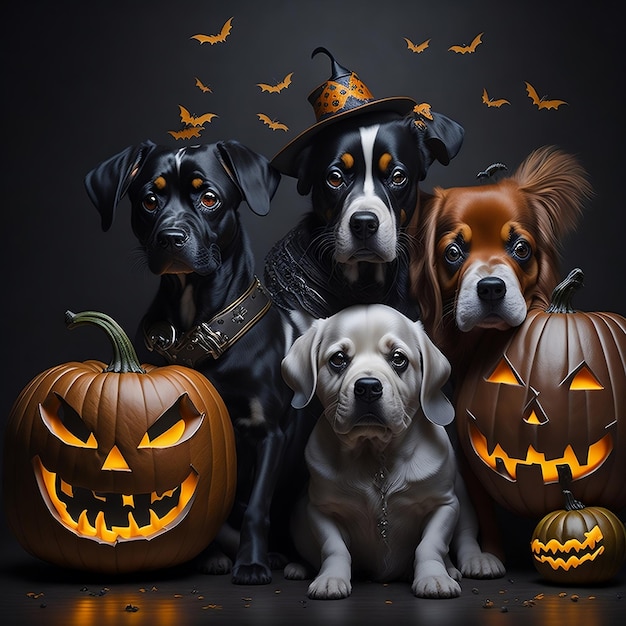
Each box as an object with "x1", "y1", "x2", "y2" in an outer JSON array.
[{"x1": 408, "y1": 145, "x2": 593, "y2": 374}]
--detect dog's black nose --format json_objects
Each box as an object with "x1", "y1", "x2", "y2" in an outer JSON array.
[
  {"x1": 349, "y1": 211, "x2": 379, "y2": 240},
  {"x1": 354, "y1": 377, "x2": 383, "y2": 403},
  {"x1": 157, "y1": 228, "x2": 189, "y2": 249},
  {"x1": 477, "y1": 276, "x2": 507, "y2": 302}
]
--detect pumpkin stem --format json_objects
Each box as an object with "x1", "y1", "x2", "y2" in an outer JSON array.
[
  {"x1": 65, "y1": 310, "x2": 146, "y2": 374},
  {"x1": 546, "y1": 268, "x2": 584, "y2": 314},
  {"x1": 557, "y1": 464, "x2": 585, "y2": 511}
]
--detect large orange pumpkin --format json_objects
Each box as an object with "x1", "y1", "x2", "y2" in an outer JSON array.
[
  {"x1": 455, "y1": 269, "x2": 626, "y2": 517},
  {"x1": 3, "y1": 310, "x2": 236, "y2": 574}
]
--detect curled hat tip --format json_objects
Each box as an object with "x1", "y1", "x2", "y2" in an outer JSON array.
[
  {"x1": 311, "y1": 46, "x2": 350, "y2": 79},
  {"x1": 311, "y1": 46, "x2": 333, "y2": 60}
]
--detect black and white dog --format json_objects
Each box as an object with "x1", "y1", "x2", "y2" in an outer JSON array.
[
  {"x1": 264, "y1": 111, "x2": 464, "y2": 333},
  {"x1": 84, "y1": 140, "x2": 307, "y2": 585}
]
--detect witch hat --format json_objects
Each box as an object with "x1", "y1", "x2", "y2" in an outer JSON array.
[{"x1": 271, "y1": 47, "x2": 417, "y2": 177}]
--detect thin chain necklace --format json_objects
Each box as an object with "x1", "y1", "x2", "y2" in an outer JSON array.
[{"x1": 373, "y1": 453, "x2": 390, "y2": 544}]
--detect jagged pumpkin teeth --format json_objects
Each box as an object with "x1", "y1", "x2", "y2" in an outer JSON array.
[
  {"x1": 455, "y1": 269, "x2": 626, "y2": 517},
  {"x1": 3, "y1": 309, "x2": 236, "y2": 573}
]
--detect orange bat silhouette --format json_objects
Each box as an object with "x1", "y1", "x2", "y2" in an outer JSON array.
[
  {"x1": 404, "y1": 37, "x2": 430, "y2": 53},
  {"x1": 195, "y1": 77, "x2": 212, "y2": 93},
  {"x1": 257, "y1": 72, "x2": 293, "y2": 94},
  {"x1": 179, "y1": 105, "x2": 218, "y2": 126},
  {"x1": 413, "y1": 102, "x2": 433, "y2": 119},
  {"x1": 168, "y1": 126, "x2": 205, "y2": 140},
  {"x1": 191, "y1": 17, "x2": 233, "y2": 45},
  {"x1": 525, "y1": 82, "x2": 567, "y2": 110},
  {"x1": 482, "y1": 88, "x2": 510, "y2": 108},
  {"x1": 257, "y1": 113, "x2": 288, "y2": 131},
  {"x1": 449, "y1": 32, "x2": 483, "y2": 54}
]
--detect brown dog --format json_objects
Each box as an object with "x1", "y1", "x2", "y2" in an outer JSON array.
[
  {"x1": 407, "y1": 146, "x2": 593, "y2": 559},
  {"x1": 409, "y1": 145, "x2": 592, "y2": 376}
]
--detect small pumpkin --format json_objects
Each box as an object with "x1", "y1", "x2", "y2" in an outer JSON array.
[
  {"x1": 530, "y1": 467, "x2": 626, "y2": 584},
  {"x1": 455, "y1": 268, "x2": 626, "y2": 517},
  {"x1": 3, "y1": 310, "x2": 236, "y2": 574}
]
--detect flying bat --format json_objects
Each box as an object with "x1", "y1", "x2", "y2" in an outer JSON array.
[
  {"x1": 257, "y1": 72, "x2": 293, "y2": 93},
  {"x1": 168, "y1": 126, "x2": 205, "y2": 140},
  {"x1": 404, "y1": 37, "x2": 430, "y2": 53},
  {"x1": 179, "y1": 105, "x2": 218, "y2": 126},
  {"x1": 257, "y1": 113, "x2": 288, "y2": 131},
  {"x1": 525, "y1": 81, "x2": 567, "y2": 110},
  {"x1": 477, "y1": 162, "x2": 508, "y2": 180},
  {"x1": 449, "y1": 32, "x2": 483, "y2": 54},
  {"x1": 191, "y1": 17, "x2": 233, "y2": 44},
  {"x1": 482, "y1": 87, "x2": 510, "y2": 108},
  {"x1": 195, "y1": 77, "x2": 212, "y2": 93}
]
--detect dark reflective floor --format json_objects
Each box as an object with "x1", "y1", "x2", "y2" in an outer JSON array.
[{"x1": 2, "y1": 515, "x2": 625, "y2": 626}]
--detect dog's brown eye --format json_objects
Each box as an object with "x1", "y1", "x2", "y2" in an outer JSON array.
[
  {"x1": 444, "y1": 243, "x2": 463, "y2": 264},
  {"x1": 201, "y1": 191, "x2": 220, "y2": 210},
  {"x1": 329, "y1": 351, "x2": 349, "y2": 371},
  {"x1": 512, "y1": 239, "x2": 532, "y2": 261},
  {"x1": 389, "y1": 350, "x2": 409, "y2": 372},
  {"x1": 391, "y1": 168, "x2": 407, "y2": 186},
  {"x1": 326, "y1": 169, "x2": 344, "y2": 188},
  {"x1": 142, "y1": 193, "x2": 158, "y2": 212}
]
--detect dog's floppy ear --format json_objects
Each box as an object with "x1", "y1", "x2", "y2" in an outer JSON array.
[
  {"x1": 413, "y1": 320, "x2": 454, "y2": 426},
  {"x1": 415, "y1": 112, "x2": 465, "y2": 180},
  {"x1": 84, "y1": 141, "x2": 157, "y2": 231},
  {"x1": 216, "y1": 140, "x2": 281, "y2": 216},
  {"x1": 281, "y1": 319, "x2": 325, "y2": 409},
  {"x1": 294, "y1": 146, "x2": 314, "y2": 196}
]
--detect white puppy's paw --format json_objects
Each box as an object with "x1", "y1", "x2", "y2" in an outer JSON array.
[
  {"x1": 412, "y1": 574, "x2": 462, "y2": 599},
  {"x1": 447, "y1": 564, "x2": 463, "y2": 582},
  {"x1": 283, "y1": 561, "x2": 311, "y2": 580},
  {"x1": 459, "y1": 553, "x2": 506, "y2": 579},
  {"x1": 308, "y1": 575, "x2": 352, "y2": 600}
]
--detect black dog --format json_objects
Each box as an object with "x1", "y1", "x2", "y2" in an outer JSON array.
[
  {"x1": 84, "y1": 140, "x2": 302, "y2": 585},
  {"x1": 264, "y1": 111, "x2": 465, "y2": 331}
]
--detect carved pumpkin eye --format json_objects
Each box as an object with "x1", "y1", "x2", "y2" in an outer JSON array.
[
  {"x1": 564, "y1": 363, "x2": 604, "y2": 390},
  {"x1": 39, "y1": 393, "x2": 98, "y2": 448},
  {"x1": 486, "y1": 357, "x2": 524, "y2": 386},
  {"x1": 138, "y1": 394, "x2": 205, "y2": 449}
]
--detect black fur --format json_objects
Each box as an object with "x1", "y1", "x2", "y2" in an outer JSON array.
[
  {"x1": 85, "y1": 140, "x2": 307, "y2": 585},
  {"x1": 265, "y1": 113, "x2": 464, "y2": 323}
]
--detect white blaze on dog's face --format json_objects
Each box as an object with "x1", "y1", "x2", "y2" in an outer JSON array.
[
  {"x1": 282, "y1": 305, "x2": 453, "y2": 449},
  {"x1": 333, "y1": 126, "x2": 399, "y2": 269},
  {"x1": 302, "y1": 117, "x2": 425, "y2": 285},
  {"x1": 434, "y1": 183, "x2": 539, "y2": 332}
]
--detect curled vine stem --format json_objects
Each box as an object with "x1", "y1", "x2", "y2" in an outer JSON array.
[
  {"x1": 65, "y1": 310, "x2": 146, "y2": 374},
  {"x1": 546, "y1": 268, "x2": 584, "y2": 314}
]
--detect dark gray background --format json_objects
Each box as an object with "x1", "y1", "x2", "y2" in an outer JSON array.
[{"x1": 2, "y1": 0, "x2": 623, "y2": 456}]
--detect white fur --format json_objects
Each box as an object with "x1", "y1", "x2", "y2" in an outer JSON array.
[
  {"x1": 281, "y1": 305, "x2": 504, "y2": 599},
  {"x1": 455, "y1": 261, "x2": 528, "y2": 331},
  {"x1": 334, "y1": 125, "x2": 398, "y2": 267}
]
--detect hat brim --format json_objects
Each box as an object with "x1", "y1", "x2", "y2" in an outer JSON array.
[{"x1": 270, "y1": 96, "x2": 417, "y2": 177}]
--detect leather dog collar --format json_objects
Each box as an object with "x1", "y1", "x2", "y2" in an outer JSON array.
[{"x1": 143, "y1": 276, "x2": 271, "y2": 367}]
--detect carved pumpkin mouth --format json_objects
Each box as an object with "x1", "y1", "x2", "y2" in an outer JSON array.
[
  {"x1": 531, "y1": 525, "x2": 605, "y2": 570},
  {"x1": 33, "y1": 456, "x2": 198, "y2": 545},
  {"x1": 467, "y1": 420, "x2": 613, "y2": 483}
]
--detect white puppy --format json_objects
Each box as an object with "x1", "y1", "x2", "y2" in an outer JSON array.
[{"x1": 282, "y1": 304, "x2": 504, "y2": 599}]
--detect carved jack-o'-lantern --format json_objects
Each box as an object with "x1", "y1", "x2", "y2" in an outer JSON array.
[
  {"x1": 530, "y1": 468, "x2": 626, "y2": 584},
  {"x1": 455, "y1": 269, "x2": 626, "y2": 517},
  {"x1": 3, "y1": 310, "x2": 236, "y2": 574}
]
